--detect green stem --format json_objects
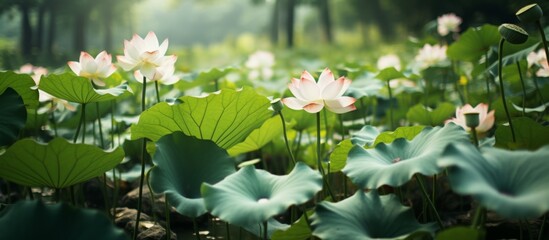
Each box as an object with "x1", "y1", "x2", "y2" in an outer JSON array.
[
  {"x1": 471, "y1": 205, "x2": 486, "y2": 229},
  {"x1": 154, "y1": 81, "x2": 161, "y2": 103},
  {"x1": 415, "y1": 174, "x2": 444, "y2": 229},
  {"x1": 96, "y1": 102, "x2": 105, "y2": 148},
  {"x1": 387, "y1": 79, "x2": 394, "y2": 130},
  {"x1": 485, "y1": 51, "x2": 492, "y2": 107},
  {"x1": 539, "y1": 214, "x2": 547, "y2": 240},
  {"x1": 111, "y1": 100, "x2": 116, "y2": 148},
  {"x1": 498, "y1": 38, "x2": 516, "y2": 142},
  {"x1": 279, "y1": 112, "x2": 296, "y2": 165},
  {"x1": 316, "y1": 112, "x2": 335, "y2": 201},
  {"x1": 339, "y1": 114, "x2": 345, "y2": 141},
  {"x1": 165, "y1": 194, "x2": 171, "y2": 240},
  {"x1": 537, "y1": 20, "x2": 549, "y2": 78},
  {"x1": 263, "y1": 221, "x2": 268, "y2": 240},
  {"x1": 50, "y1": 101, "x2": 58, "y2": 137},
  {"x1": 471, "y1": 127, "x2": 479, "y2": 148},
  {"x1": 193, "y1": 218, "x2": 201, "y2": 240},
  {"x1": 226, "y1": 222, "x2": 231, "y2": 240},
  {"x1": 516, "y1": 62, "x2": 526, "y2": 116},
  {"x1": 359, "y1": 98, "x2": 368, "y2": 125},
  {"x1": 73, "y1": 103, "x2": 86, "y2": 143},
  {"x1": 133, "y1": 76, "x2": 148, "y2": 240}
]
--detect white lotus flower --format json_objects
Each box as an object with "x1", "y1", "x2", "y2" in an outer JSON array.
[
  {"x1": 68, "y1": 51, "x2": 116, "y2": 86},
  {"x1": 282, "y1": 68, "x2": 356, "y2": 114},
  {"x1": 437, "y1": 13, "x2": 462, "y2": 36}
]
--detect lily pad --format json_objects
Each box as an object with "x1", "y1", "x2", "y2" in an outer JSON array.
[
  {"x1": 271, "y1": 213, "x2": 312, "y2": 240},
  {"x1": 131, "y1": 87, "x2": 272, "y2": 149},
  {"x1": 39, "y1": 73, "x2": 132, "y2": 104},
  {"x1": 406, "y1": 103, "x2": 455, "y2": 126},
  {"x1": 201, "y1": 162, "x2": 322, "y2": 227},
  {"x1": 0, "y1": 137, "x2": 124, "y2": 188},
  {"x1": 343, "y1": 124, "x2": 469, "y2": 189},
  {"x1": 228, "y1": 115, "x2": 291, "y2": 156},
  {"x1": 376, "y1": 67, "x2": 406, "y2": 81},
  {"x1": 311, "y1": 191, "x2": 437, "y2": 240},
  {"x1": 0, "y1": 88, "x2": 27, "y2": 146},
  {"x1": 347, "y1": 78, "x2": 385, "y2": 99},
  {"x1": 0, "y1": 71, "x2": 39, "y2": 109},
  {"x1": 447, "y1": 24, "x2": 500, "y2": 62},
  {"x1": 149, "y1": 132, "x2": 235, "y2": 218},
  {"x1": 0, "y1": 200, "x2": 129, "y2": 240},
  {"x1": 176, "y1": 67, "x2": 233, "y2": 91},
  {"x1": 438, "y1": 143, "x2": 549, "y2": 219},
  {"x1": 374, "y1": 125, "x2": 426, "y2": 145},
  {"x1": 495, "y1": 117, "x2": 549, "y2": 150},
  {"x1": 329, "y1": 126, "x2": 381, "y2": 172}
]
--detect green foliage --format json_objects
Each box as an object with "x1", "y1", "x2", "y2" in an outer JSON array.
[
  {"x1": 228, "y1": 115, "x2": 293, "y2": 156},
  {"x1": 149, "y1": 132, "x2": 235, "y2": 218},
  {"x1": 374, "y1": 126, "x2": 426, "y2": 145},
  {"x1": 131, "y1": 87, "x2": 273, "y2": 149},
  {"x1": 406, "y1": 103, "x2": 455, "y2": 126},
  {"x1": 271, "y1": 213, "x2": 312, "y2": 240},
  {"x1": 0, "y1": 71, "x2": 39, "y2": 109},
  {"x1": 39, "y1": 73, "x2": 132, "y2": 104},
  {"x1": 439, "y1": 143, "x2": 549, "y2": 219},
  {"x1": 0, "y1": 137, "x2": 124, "y2": 188},
  {"x1": 311, "y1": 191, "x2": 437, "y2": 239},
  {"x1": 176, "y1": 67, "x2": 233, "y2": 91},
  {"x1": 0, "y1": 88, "x2": 27, "y2": 146},
  {"x1": 447, "y1": 24, "x2": 500, "y2": 61},
  {"x1": 495, "y1": 117, "x2": 549, "y2": 150},
  {"x1": 435, "y1": 227, "x2": 485, "y2": 240},
  {"x1": 0, "y1": 200, "x2": 129, "y2": 240}
]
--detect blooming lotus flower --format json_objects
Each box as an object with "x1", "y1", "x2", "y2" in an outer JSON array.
[
  {"x1": 281, "y1": 68, "x2": 356, "y2": 114},
  {"x1": 377, "y1": 54, "x2": 401, "y2": 71},
  {"x1": 526, "y1": 49, "x2": 546, "y2": 68},
  {"x1": 437, "y1": 13, "x2": 462, "y2": 36},
  {"x1": 245, "y1": 50, "x2": 275, "y2": 80},
  {"x1": 18, "y1": 64, "x2": 53, "y2": 102},
  {"x1": 68, "y1": 51, "x2": 116, "y2": 87},
  {"x1": 536, "y1": 60, "x2": 549, "y2": 77},
  {"x1": 133, "y1": 60, "x2": 178, "y2": 85},
  {"x1": 117, "y1": 32, "x2": 177, "y2": 81},
  {"x1": 445, "y1": 103, "x2": 495, "y2": 134},
  {"x1": 415, "y1": 44, "x2": 448, "y2": 69}
]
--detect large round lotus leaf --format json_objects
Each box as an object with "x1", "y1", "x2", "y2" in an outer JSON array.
[
  {"x1": 149, "y1": 132, "x2": 236, "y2": 218},
  {"x1": 0, "y1": 200, "x2": 129, "y2": 240},
  {"x1": 438, "y1": 143, "x2": 549, "y2": 219},
  {"x1": 131, "y1": 87, "x2": 272, "y2": 149},
  {"x1": 0, "y1": 137, "x2": 124, "y2": 188},
  {"x1": 0, "y1": 88, "x2": 27, "y2": 146},
  {"x1": 311, "y1": 191, "x2": 437, "y2": 240},
  {"x1": 39, "y1": 73, "x2": 132, "y2": 104},
  {"x1": 201, "y1": 162, "x2": 322, "y2": 227},
  {"x1": 343, "y1": 123, "x2": 469, "y2": 189},
  {"x1": 0, "y1": 71, "x2": 39, "y2": 110}
]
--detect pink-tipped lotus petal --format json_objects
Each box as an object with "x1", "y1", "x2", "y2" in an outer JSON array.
[
  {"x1": 298, "y1": 76, "x2": 321, "y2": 101},
  {"x1": 67, "y1": 61, "x2": 81, "y2": 75},
  {"x1": 301, "y1": 70, "x2": 315, "y2": 83},
  {"x1": 325, "y1": 97, "x2": 356, "y2": 109},
  {"x1": 477, "y1": 110, "x2": 495, "y2": 133},
  {"x1": 327, "y1": 104, "x2": 356, "y2": 114},
  {"x1": 337, "y1": 78, "x2": 352, "y2": 96},
  {"x1": 303, "y1": 102, "x2": 324, "y2": 113},
  {"x1": 321, "y1": 76, "x2": 346, "y2": 100},
  {"x1": 117, "y1": 56, "x2": 137, "y2": 71},
  {"x1": 281, "y1": 97, "x2": 308, "y2": 110},
  {"x1": 288, "y1": 79, "x2": 307, "y2": 101},
  {"x1": 144, "y1": 32, "x2": 160, "y2": 50},
  {"x1": 317, "y1": 68, "x2": 334, "y2": 89},
  {"x1": 158, "y1": 39, "x2": 169, "y2": 57}
]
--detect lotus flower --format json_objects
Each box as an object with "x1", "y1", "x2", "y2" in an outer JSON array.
[
  {"x1": 437, "y1": 13, "x2": 462, "y2": 36},
  {"x1": 526, "y1": 49, "x2": 545, "y2": 68},
  {"x1": 445, "y1": 103, "x2": 495, "y2": 135},
  {"x1": 245, "y1": 50, "x2": 275, "y2": 80},
  {"x1": 18, "y1": 64, "x2": 52, "y2": 102},
  {"x1": 281, "y1": 68, "x2": 356, "y2": 114},
  {"x1": 377, "y1": 54, "x2": 401, "y2": 71},
  {"x1": 415, "y1": 44, "x2": 448, "y2": 70},
  {"x1": 133, "y1": 63, "x2": 178, "y2": 85},
  {"x1": 117, "y1": 31, "x2": 177, "y2": 81},
  {"x1": 67, "y1": 51, "x2": 116, "y2": 87}
]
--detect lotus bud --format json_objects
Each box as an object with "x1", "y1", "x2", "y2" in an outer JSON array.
[
  {"x1": 498, "y1": 24, "x2": 529, "y2": 44},
  {"x1": 464, "y1": 112, "x2": 480, "y2": 129},
  {"x1": 516, "y1": 4, "x2": 543, "y2": 23},
  {"x1": 271, "y1": 98, "x2": 284, "y2": 113}
]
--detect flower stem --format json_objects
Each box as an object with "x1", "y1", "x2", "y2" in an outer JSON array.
[
  {"x1": 96, "y1": 102, "x2": 105, "y2": 148},
  {"x1": 165, "y1": 194, "x2": 171, "y2": 240},
  {"x1": 279, "y1": 112, "x2": 296, "y2": 165},
  {"x1": 316, "y1": 112, "x2": 335, "y2": 201},
  {"x1": 539, "y1": 213, "x2": 547, "y2": 240},
  {"x1": 192, "y1": 217, "x2": 201, "y2": 240},
  {"x1": 154, "y1": 81, "x2": 161, "y2": 104},
  {"x1": 50, "y1": 101, "x2": 58, "y2": 137},
  {"x1": 263, "y1": 221, "x2": 268, "y2": 240},
  {"x1": 386, "y1": 79, "x2": 394, "y2": 130},
  {"x1": 226, "y1": 222, "x2": 231, "y2": 240},
  {"x1": 485, "y1": 51, "x2": 492, "y2": 107},
  {"x1": 471, "y1": 127, "x2": 479, "y2": 148},
  {"x1": 81, "y1": 104, "x2": 87, "y2": 144},
  {"x1": 133, "y1": 76, "x2": 148, "y2": 240},
  {"x1": 498, "y1": 38, "x2": 516, "y2": 142},
  {"x1": 73, "y1": 103, "x2": 86, "y2": 143},
  {"x1": 471, "y1": 205, "x2": 486, "y2": 229},
  {"x1": 516, "y1": 62, "x2": 527, "y2": 116},
  {"x1": 415, "y1": 174, "x2": 444, "y2": 229}
]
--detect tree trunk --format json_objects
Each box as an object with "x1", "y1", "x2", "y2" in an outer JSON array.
[
  {"x1": 73, "y1": 10, "x2": 88, "y2": 53},
  {"x1": 285, "y1": 0, "x2": 295, "y2": 48},
  {"x1": 371, "y1": 0, "x2": 394, "y2": 41},
  {"x1": 19, "y1": 2, "x2": 33, "y2": 58},
  {"x1": 103, "y1": 0, "x2": 113, "y2": 51},
  {"x1": 270, "y1": 0, "x2": 280, "y2": 45},
  {"x1": 46, "y1": 0, "x2": 57, "y2": 55},
  {"x1": 319, "y1": 0, "x2": 333, "y2": 43},
  {"x1": 35, "y1": 2, "x2": 46, "y2": 53}
]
